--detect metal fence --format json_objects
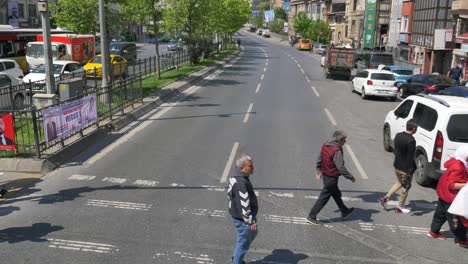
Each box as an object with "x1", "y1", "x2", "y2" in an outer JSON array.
[{"x1": 0, "y1": 49, "x2": 193, "y2": 158}]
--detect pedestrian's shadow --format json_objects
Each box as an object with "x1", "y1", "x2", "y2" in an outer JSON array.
[
  {"x1": 0, "y1": 206, "x2": 20, "y2": 217},
  {"x1": 326, "y1": 208, "x2": 380, "y2": 223},
  {"x1": 0, "y1": 222, "x2": 63, "y2": 244},
  {"x1": 250, "y1": 249, "x2": 308, "y2": 263},
  {"x1": 407, "y1": 200, "x2": 437, "y2": 216}
]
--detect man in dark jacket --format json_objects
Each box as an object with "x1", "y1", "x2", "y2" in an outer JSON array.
[
  {"x1": 227, "y1": 154, "x2": 258, "y2": 264},
  {"x1": 306, "y1": 131, "x2": 356, "y2": 225},
  {"x1": 379, "y1": 119, "x2": 418, "y2": 214}
]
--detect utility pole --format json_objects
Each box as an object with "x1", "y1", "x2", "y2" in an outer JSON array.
[
  {"x1": 38, "y1": 0, "x2": 54, "y2": 94},
  {"x1": 99, "y1": 0, "x2": 110, "y2": 93}
]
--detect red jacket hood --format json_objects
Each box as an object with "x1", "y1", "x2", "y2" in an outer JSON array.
[
  {"x1": 437, "y1": 158, "x2": 468, "y2": 203},
  {"x1": 444, "y1": 158, "x2": 466, "y2": 172}
]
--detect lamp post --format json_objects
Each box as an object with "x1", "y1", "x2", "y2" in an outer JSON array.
[{"x1": 37, "y1": 0, "x2": 54, "y2": 94}]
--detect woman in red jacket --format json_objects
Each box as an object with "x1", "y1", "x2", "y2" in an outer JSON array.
[{"x1": 428, "y1": 145, "x2": 468, "y2": 247}]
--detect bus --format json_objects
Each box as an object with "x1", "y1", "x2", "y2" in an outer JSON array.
[{"x1": 0, "y1": 25, "x2": 72, "y2": 73}]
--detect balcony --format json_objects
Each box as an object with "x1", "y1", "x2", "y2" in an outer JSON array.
[{"x1": 452, "y1": 0, "x2": 468, "y2": 15}]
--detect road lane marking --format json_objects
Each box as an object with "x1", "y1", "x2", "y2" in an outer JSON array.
[
  {"x1": 311, "y1": 86, "x2": 320, "y2": 97},
  {"x1": 305, "y1": 195, "x2": 362, "y2": 202},
  {"x1": 68, "y1": 175, "x2": 96, "y2": 181},
  {"x1": 358, "y1": 222, "x2": 446, "y2": 235},
  {"x1": 261, "y1": 74, "x2": 264, "y2": 80},
  {"x1": 324, "y1": 108, "x2": 337, "y2": 126},
  {"x1": 102, "y1": 177, "x2": 127, "y2": 184},
  {"x1": 300, "y1": 68, "x2": 305, "y2": 74},
  {"x1": 263, "y1": 67, "x2": 267, "y2": 72},
  {"x1": 154, "y1": 251, "x2": 214, "y2": 264},
  {"x1": 345, "y1": 144, "x2": 369, "y2": 179},
  {"x1": 269, "y1": 191, "x2": 294, "y2": 198},
  {"x1": 220, "y1": 142, "x2": 239, "y2": 183},
  {"x1": 133, "y1": 179, "x2": 159, "y2": 187},
  {"x1": 255, "y1": 83, "x2": 261, "y2": 94},
  {"x1": 85, "y1": 70, "x2": 215, "y2": 166},
  {"x1": 86, "y1": 199, "x2": 152, "y2": 210},
  {"x1": 305, "y1": 76, "x2": 310, "y2": 83},
  {"x1": 47, "y1": 238, "x2": 117, "y2": 254},
  {"x1": 179, "y1": 208, "x2": 226, "y2": 217},
  {"x1": 243, "y1": 103, "x2": 253, "y2": 123},
  {"x1": 266, "y1": 61, "x2": 268, "y2": 66}
]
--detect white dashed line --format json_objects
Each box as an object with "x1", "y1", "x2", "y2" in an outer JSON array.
[
  {"x1": 345, "y1": 144, "x2": 369, "y2": 180},
  {"x1": 86, "y1": 199, "x2": 152, "y2": 210},
  {"x1": 220, "y1": 142, "x2": 239, "y2": 183},
  {"x1": 102, "y1": 177, "x2": 127, "y2": 184},
  {"x1": 305, "y1": 76, "x2": 310, "y2": 83},
  {"x1": 324, "y1": 108, "x2": 337, "y2": 126},
  {"x1": 261, "y1": 74, "x2": 264, "y2": 80},
  {"x1": 311, "y1": 86, "x2": 320, "y2": 97},
  {"x1": 133, "y1": 180, "x2": 159, "y2": 187},
  {"x1": 68, "y1": 175, "x2": 96, "y2": 181},
  {"x1": 256, "y1": 83, "x2": 261, "y2": 94},
  {"x1": 47, "y1": 238, "x2": 117, "y2": 254},
  {"x1": 243, "y1": 103, "x2": 253, "y2": 123},
  {"x1": 300, "y1": 68, "x2": 305, "y2": 74},
  {"x1": 264, "y1": 67, "x2": 267, "y2": 72}
]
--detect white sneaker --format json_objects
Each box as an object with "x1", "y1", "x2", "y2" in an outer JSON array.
[{"x1": 395, "y1": 207, "x2": 411, "y2": 214}]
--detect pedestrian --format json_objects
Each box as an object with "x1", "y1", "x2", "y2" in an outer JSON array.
[
  {"x1": 227, "y1": 154, "x2": 258, "y2": 264},
  {"x1": 236, "y1": 39, "x2": 241, "y2": 48},
  {"x1": 427, "y1": 145, "x2": 468, "y2": 247},
  {"x1": 379, "y1": 119, "x2": 418, "y2": 214},
  {"x1": 447, "y1": 63, "x2": 463, "y2": 86},
  {"x1": 306, "y1": 130, "x2": 356, "y2": 225}
]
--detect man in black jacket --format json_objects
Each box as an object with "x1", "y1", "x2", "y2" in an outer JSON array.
[
  {"x1": 379, "y1": 119, "x2": 418, "y2": 214},
  {"x1": 227, "y1": 154, "x2": 258, "y2": 264}
]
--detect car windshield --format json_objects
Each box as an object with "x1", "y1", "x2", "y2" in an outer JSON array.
[
  {"x1": 371, "y1": 73, "x2": 395, "y2": 80},
  {"x1": 91, "y1": 56, "x2": 103, "y2": 63},
  {"x1": 110, "y1": 44, "x2": 123, "y2": 51},
  {"x1": 27, "y1": 43, "x2": 58, "y2": 58},
  {"x1": 301, "y1": 39, "x2": 310, "y2": 43},
  {"x1": 31, "y1": 64, "x2": 64, "y2": 74},
  {"x1": 371, "y1": 54, "x2": 393, "y2": 64},
  {"x1": 447, "y1": 115, "x2": 468, "y2": 143},
  {"x1": 394, "y1": 70, "x2": 413, "y2": 75}
]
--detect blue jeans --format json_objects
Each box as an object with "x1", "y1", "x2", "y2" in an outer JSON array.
[{"x1": 232, "y1": 218, "x2": 257, "y2": 264}]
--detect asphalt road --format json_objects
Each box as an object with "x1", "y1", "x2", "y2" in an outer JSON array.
[{"x1": 0, "y1": 32, "x2": 466, "y2": 264}]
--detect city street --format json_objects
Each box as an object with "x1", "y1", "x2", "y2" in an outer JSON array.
[{"x1": 0, "y1": 32, "x2": 466, "y2": 263}]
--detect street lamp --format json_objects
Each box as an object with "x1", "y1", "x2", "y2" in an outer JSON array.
[{"x1": 38, "y1": 0, "x2": 54, "y2": 94}]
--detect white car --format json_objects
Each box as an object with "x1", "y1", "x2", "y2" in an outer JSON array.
[
  {"x1": 262, "y1": 29, "x2": 270, "y2": 38},
  {"x1": 0, "y1": 73, "x2": 26, "y2": 109},
  {"x1": 0, "y1": 59, "x2": 24, "y2": 79},
  {"x1": 383, "y1": 94, "x2": 468, "y2": 187},
  {"x1": 23, "y1": 61, "x2": 84, "y2": 93},
  {"x1": 352, "y1": 69, "x2": 398, "y2": 101}
]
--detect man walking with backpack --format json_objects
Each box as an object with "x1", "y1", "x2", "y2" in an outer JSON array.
[
  {"x1": 227, "y1": 154, "x2": 258, "y2": 264},
  {"x1": 379, "y1": 119, "x2": 418, "y2": 213},
  {"x1": 306, "y1": 130, "x2": 356, "y2": 225}
]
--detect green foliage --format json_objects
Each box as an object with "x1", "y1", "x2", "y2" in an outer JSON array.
[
  {"x1": 274, "y1": 8, "x2": 287, "y2": 20},
  {"x1": 253, "y1": 11, "x2": 264, "y2": 29},
  {"x1": 269, "y1": 19, "x2": 285, "y2": 34},
  {"x1": 293, "y1": 12, "x2": 311, "y2": 38},
  {"x1": 307, "y1": 20, "x2": 331, "y2": 44},
  {"x1": 255, "y1": 1, "x2": 270, "y2": 11},
  {"x1": 50, "y1": 0, "x2": 99, "y2": 34}
]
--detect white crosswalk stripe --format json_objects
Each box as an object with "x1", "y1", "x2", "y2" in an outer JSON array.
[
  {"x1": 47, "y1": 238, "x2": 117, "y2": 254},
  {"x1": 86, "y1": 199, "x2": 152, "y2": 210}
]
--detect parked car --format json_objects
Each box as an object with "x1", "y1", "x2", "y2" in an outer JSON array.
[
  {"x1": 0, "y1": 73, "x2": 25, "y2": 109},
  {"x1": 355, "y1": 52, "x2": 394, "y2": 72},
  {"x1": 383, "y1": 94, "x2": 468, "y2": 187},
  {"x1": 109, "y1": 42, "x2": 137, "y2": 62},
  {"x1": 382, "y1": 66, "x2": 413, "y2": 86},
  {"x1": 297, "y1": 38, "x2": 312, "y2": 51},
  {"x1": 435, "y1": 86, "x2": 468, "y2": 97},
  {"x1": 256, "y1": 29, "x2": 263, "y2": 35},
  {"x1": 399, "y1": 74, "x2": 455, "y2": 98},
  {"x1": 262, "y1": 29, "x2": 270, "y2": 38},
  {"x1": 167, "y1": 41, "x2": 183, "y2": 52},
  {"x1": 0, "y1": 59, "x2": 24, "y2": 79},
  {"x1": 316, "y1": 44, "x2": 327, "y2": 55},
  {"x1": 351, "y1": 69, "x2": 398, "y2": 101},
  {"x1": 23, "y1": 60, "x2": 85, "y2": 93},
  {"x1": 84, "y1": 54, "x2": 128, "y2": 79}
]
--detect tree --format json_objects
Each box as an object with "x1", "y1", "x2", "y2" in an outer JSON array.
[
  {"x1": 293, "y1": 12, "x2": 311, "y2": 38},
  {"x1": 274, "y1": 7, "x2": 287, "y2": 21},
  {"x1": 255, "y1": 1, "x2": 270, "y2": 11},
  {"x1": 51, "y1": 0, "x2": 99, "y2": 34},
  {"x1": 253, "y1": 11, "x2": 264, "y2": 29},
  {"x1": 308, "y1": 20, "x2": 331, "y2": 44},
  {"x1": 269, "y1": 19, "x2": 284, "y2": 34}
]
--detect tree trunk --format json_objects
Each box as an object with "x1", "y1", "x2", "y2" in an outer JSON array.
[{"x1": 153, "y1": 23, "x2": 161, "y2": 79}]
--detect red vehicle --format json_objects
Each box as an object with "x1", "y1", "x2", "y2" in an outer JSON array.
[{"x1": 26, "y1": 34, "x2": 95, "y2": 69}]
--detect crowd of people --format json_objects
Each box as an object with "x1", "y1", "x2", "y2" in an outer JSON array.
[{"x1": 227, "y1": 126, "x2": 468, "y2": 264}]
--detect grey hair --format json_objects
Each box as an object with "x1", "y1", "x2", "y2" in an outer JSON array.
[
  {"x1": 332, "y1": 130, "x2": 347, "y2": 142},
  {"x1": 236, "y1": 154, "x2": 252, "y2": 168}
]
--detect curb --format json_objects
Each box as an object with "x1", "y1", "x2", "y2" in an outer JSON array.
[{"x1": 0, "y1": 50, "x2": 240, "y2": 173}]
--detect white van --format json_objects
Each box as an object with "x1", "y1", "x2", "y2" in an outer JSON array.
[{"x1": 383, "y1": 94, "x2": 468, "y2": 187}]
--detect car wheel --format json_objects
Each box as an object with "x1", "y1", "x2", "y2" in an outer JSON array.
[
  {"x1": 351, "y1": 81, "x2": 355, "y2": 93},
  {"x1": 398, "y1": 88, "x2": 405, "y2": 98},
  {"x1": 415, "y1": 154, "x2": 436, "y2": 188},
  {"x1": 14, "y1": 94, "x2": 24, "y2": 109},
  {"x1": 361, "y1": 87, "x2": 368, "y2": 100},
  {"x1": 389, "y1": 96, "x2": 397, "y2": 102},
  {"x1": 383, "y1": 126, "x2": 393, "y2": 152}
]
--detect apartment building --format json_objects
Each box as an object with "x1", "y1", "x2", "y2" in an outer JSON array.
[
  {"x1": 388, "y1": 0, "x2": 402, "y2": 48},
  {"x1": 345, "y1": 0, "x2": 365, "y2": 47},
  {"x1": 451, "y1": 0, "x2": 468, "y2": 82},
  {"x1": 325, "y1": 0, "x2": 347, "y2": 45},
  {"x1": 1, "y1": 0, "x2": 42, "y2": 28}
]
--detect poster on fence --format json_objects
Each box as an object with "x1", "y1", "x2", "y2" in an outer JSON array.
[
  {"x1": 43, "y1": 93, "x2": 98, "y2": 143},
  {"x1": 0, "y1": 114, "x2": 16, "y2": 150}
]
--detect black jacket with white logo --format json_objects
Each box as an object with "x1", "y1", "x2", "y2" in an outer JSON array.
[{"x1": 227, "y1": 170, "x2": 258, "y2": 225}]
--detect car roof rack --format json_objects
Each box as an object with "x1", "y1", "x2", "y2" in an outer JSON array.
[{"x1": 416, "y1": 93, "x2": 450, "y2": 107}]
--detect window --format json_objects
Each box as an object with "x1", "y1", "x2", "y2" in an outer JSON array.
[
  {"x1": 353, "y1": 0, "x2": 358, "y2": 11},
  {"x1": 18, "y1": 3, "x2": 24, "y2": 18},
  {"x1": 28, "y1": 4, "x2": 37, "y2": 18},
  {"x1": 371, "y1": 73, "x2": 395, "y2": 80},
  {"x1": 401, "y1": 16, "x2": 408, "y2": 32},
  {"x1": 0, "y1": 75, "x2": 11, "y2": 87},
  {"x1": 412, "y1": 103, "x2": 438, "y2": 131},
  {"x1": 394, "y1": 100, "x2": 413, "y2": 118},
  {"x1": 447, "y1": 115, "x2": 468, "y2": 143},
  {"x1": 4, "y1": 61, "x2": 15, "y2": 70}
]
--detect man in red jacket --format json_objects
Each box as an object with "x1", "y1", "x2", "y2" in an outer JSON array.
[
  {"x1": 428, "y1": 145, "x2": 468, "y2": 247},
  {"x1": 306, "y1": 131, "x2": 356, "y2": 225}
]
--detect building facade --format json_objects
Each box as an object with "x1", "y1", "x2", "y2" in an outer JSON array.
[
  {"x1": 1, "y1": 0, "x2": 42, "y2": 28},
  {"x1": 325, "y1": 0, "x2": 347, "y2": 45},
  {"x1": 388, "y1": 0, "x2": 402, "y2": 48},
  {"x1": 451, "y1": 0, "x2": 468, "y2": 83},
  {"x1": 345, "y1": 0, "x2": 365, "y2": 47}
]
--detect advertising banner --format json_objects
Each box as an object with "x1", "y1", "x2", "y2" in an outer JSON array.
[
  {"x1": 7, "y1": 1, "x2": 19, "y2": 27},
  {"x1": 364, "y1": 0, "x2": 377, "y2": 49},
  {"x1": 43, "y1": 94, "x2": 97, "y2": 143},
  {"x1": 0, "y1": 113, "x2": 16, "y2": 150},
  {"x1": 264, "y1": 10, "x2": 275, "y2": 23}
]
